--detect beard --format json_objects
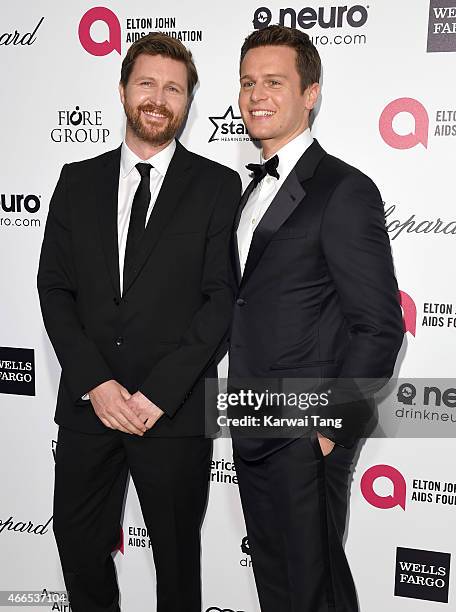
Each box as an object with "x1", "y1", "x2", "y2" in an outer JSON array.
[{"x1": 123, "y1": 100, "x2": 185, "y2": 146}]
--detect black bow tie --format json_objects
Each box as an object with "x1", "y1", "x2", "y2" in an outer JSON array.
[{"x1": 246, "y1": 155, "x2": 280, "y2": 186}]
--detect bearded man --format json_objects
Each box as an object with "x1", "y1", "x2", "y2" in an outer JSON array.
[{"x1": 37, "y1": 33, "x2": 241, "y2": 612}]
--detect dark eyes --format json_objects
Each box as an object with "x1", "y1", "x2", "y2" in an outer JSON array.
[
  {"x1": 241, "y1": 80, "x2": 281, "y2": 88},
  {"x1": 139, "y1": 81, "x2": 180, "y2": 93}
]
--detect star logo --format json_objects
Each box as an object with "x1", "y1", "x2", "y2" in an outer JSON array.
[{"x1": 208, "y1": 106, "x2": 247, "y2": 143}]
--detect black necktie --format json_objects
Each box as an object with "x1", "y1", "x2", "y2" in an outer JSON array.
[
  {"x1": 123, "y1": 163, "x2": 152, "y2": 287},
  {"x1": 246, "y1": 154, "x2": 280, "y2": 187}
]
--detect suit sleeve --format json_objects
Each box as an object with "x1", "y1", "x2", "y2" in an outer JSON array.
[
  {"x1": 37, "y1": 164, "x2": 113, "y2": 402},
  {"x1": 139, "y1": 169, "x2": 242, "y2": 417},
  {"x1": 319, "y1": 172, "x2": 404, "y2": 446}
]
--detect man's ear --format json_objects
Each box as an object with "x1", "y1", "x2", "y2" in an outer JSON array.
[
  {"x1": 119, "y1": 82, "x2": 125, "y2": 105},
  {"x1": 305, "y1": 82, "x2": 320, "y2": 111}
]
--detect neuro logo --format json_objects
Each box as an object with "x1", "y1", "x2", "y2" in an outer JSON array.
[
  {"x1": 78, "y1": 7, "x2": 121, "y2": 56},
  {"x1": 1, "y1": 194, "x2": 41, "y2": 214},
  {"x1": 241, "y1": 536, "x2": 250, "y2": 555},
  {"x1": 240, "y1": 535, "x2": 253, "y2": 568},
  {"x1": 252, "y1": 5, "x2": 369, "y2": 30},
  {"x1": 397, "y1": 383, "x2": 417, "y2": 406},
  {"x1": 360, "y1": 464, "x2": 406, "y2": 510},
  {"x1": 253, "y1": 7, "x2": 272, "y2": 29},
  {"x1": 379, "y1": 98, "x2": 429, "y2": 150},
  {"x1": 399, "y1": 290, "x2": 417, "y2": 336}
]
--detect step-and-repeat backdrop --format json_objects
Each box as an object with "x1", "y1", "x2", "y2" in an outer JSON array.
[{"x1": 1, "y1": 1, "x2": 455, "y2": 610}]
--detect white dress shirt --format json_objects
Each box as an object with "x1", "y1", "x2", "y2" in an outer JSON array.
[
  {"x1": 237, "y1": 129, "x2": 313, "y2": 274},
  {"x1": 118, "y1": 139, "x2": 176, "y2": 296}
]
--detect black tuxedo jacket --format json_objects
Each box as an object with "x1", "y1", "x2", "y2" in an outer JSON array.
[
  {"x1": 38, "y1": 141, "x2": 241, "y2": 436},
  {"x1": 228, "y1": 140, "x2": 404, "y2": 455}
]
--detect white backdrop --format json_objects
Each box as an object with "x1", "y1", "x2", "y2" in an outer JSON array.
[{"x1": 1, "y1": 1, "x2": 455, "y2": 611}]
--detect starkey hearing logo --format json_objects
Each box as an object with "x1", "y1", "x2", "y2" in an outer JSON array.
[
  {"x1": 208, "y1": 107, "x2": 252, "y2": 143},
  {"x1": 78, "y1": 7, "x2": 121, "y2": 56},
  {"x1": 360, "y1": 464, "x2": 407, "y2": 510},
  {"x1": 379, "y1": 98, "x2": 429, "y2": 150}
]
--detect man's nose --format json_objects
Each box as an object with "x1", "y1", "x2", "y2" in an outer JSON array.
[
  {"x1": 250, "y1": 83, "x2": 267, "y2": 103},
  {"x1": 149, "y1": 87, "x2": 166, "y2": 107}
]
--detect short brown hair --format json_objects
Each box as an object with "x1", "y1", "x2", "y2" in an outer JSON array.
[
  {"x1": 120, "y1": 32, "x2": 198, "y2": 96},
  {"x1": 240, "y1": 25, "x2": 321, "y2": 91}
]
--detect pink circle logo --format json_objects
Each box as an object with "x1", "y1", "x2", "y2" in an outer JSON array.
[
  {"x1": 78, "y1": 7, "x2": 121, "y2": 56},
  {"x1": 399, "y1": 290, "x2": 416, "y2": 337},
  {"x1": 379, "y1": 98, "x2": 429, "y2": 149},
  {"x1": 360, "y1": 464, "x2": 406, "y2": 510}
]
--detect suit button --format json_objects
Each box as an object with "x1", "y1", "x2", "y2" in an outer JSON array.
[
  {"x1": 115, "y1": 337, "x2": 124, "y2": 347},
  {"x1": 236, "y1": 298, "x2": 246, "y2": 306},
  {"x1": 113, "y1": 297, "x2": 120, "y2": 306}
]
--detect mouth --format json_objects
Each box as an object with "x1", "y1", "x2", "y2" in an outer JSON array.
[
  {"x1": 249, "y1": 109, "x2": 276, "y2": 119},
  {"x1": 142, "y1": 110, "x2": 168, "y2": 120}
]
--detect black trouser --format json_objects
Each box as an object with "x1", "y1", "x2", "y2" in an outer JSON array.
[
  {"x1": 234, "y1": 434, "x2": 359, "y2": 612},
  {"x1": 53, "y1": 427, "x2": 212, "y2": 612}
]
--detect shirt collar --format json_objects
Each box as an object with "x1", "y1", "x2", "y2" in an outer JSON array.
[
  {"x1": 261, "y1": 128, "x2": 313, "y2": 181},
  {"x1": 120, "y1": 139, "x2": 176, "y2": 179}
]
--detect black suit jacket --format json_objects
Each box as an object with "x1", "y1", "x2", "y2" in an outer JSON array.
[
  {"x1": 228, "y1": 140, "x2": 404, "y2": 456},
  {"x1": 38, "y1": 141, "x2": 241, "y2": 436}
]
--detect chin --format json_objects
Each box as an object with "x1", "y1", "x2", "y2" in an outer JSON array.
[{"x1": 247, "y1": 129, "x2": 274, "y2": 142}]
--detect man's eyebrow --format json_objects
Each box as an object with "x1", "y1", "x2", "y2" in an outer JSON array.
[
  {"x1": 133, "y1": 76, "x2": 184, "y2": 89},
  {"x1": 166, "y1": 81, "x2": 185, "y2": 89},
  {"x1": 240, "y1": 73, "x2": 288, "y2": 80}
]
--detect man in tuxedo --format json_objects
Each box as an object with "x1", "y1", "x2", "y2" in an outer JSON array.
[
  {"x1": 37, "y1": 33, "x2": 241, "y2": 612},
  {"x1": 229, "y1": 26, "x2": 404, "y2": 612}
]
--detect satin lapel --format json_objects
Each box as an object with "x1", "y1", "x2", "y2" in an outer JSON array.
[
  {"x1": 96, "y1": 146, "x2": 122, "y2": 298},
  {"x1": 231, "y1": 178, "x2": 256, "y2": 287},
  {"x1": 122, "y1": 141, "x2": 193, "y2": 295},
  {"x1": 240, "y1": 170, "x2": 305, "y2": 290},
  {"x1": 239, "y1": 139, "x2": 327, "y2": 290}
]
